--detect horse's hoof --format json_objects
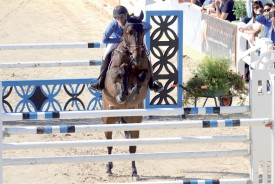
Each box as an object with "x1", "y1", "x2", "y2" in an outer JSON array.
[
  {"x1": 106, "y1": 172, "x2": 113, "y2": 177},
  {"x1": 132, "y1": 174, "x2": 140, "y2": 181},
  {"x1": 106, "y1": 169, "x2": 113, "y2": 177},
  {"x1": 131, "y1": 171, "x2": 140, "y2": 181},
  {"x1": 106, "y1": 162, "x2": 113, "y2": 177}
]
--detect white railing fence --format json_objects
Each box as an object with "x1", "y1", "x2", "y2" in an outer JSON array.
[{"x1": 235, "y1": 21, "x2": 273, "y2": 79}]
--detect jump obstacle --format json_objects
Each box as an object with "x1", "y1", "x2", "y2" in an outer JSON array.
[
  {"x1": 1, "y1": 11, "x2": 275, "y2": 184},
  {"x1": 0, "y1": 42, "x2": 104, "y2": 68},
  {"x1": 1, "y1": 51, "x2": 275, "y2": 183},
  {"x1": 0, "y1": 42, "x2": 105, "y2": 49},
  {"x1": 0, "y1": 44, "x2": 272, "y2": 183}
]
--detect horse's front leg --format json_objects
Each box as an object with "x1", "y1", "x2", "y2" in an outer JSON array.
[
  {"x1": 116, "y1": 64, "x2": 129, "y2": 104},
  {"x1": 105, "y1": 131, "x2": 113, "y2": 176},
  {"x1": 129, "y1": 130, "x2": 139, "y2": 179},
  {"x1": 129, "y1": 70, "x2": 148, "y2": 95}
]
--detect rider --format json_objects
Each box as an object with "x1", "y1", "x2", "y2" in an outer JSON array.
[{"x1": 89, "y1": 5, "x2": 163, "y2": 93}]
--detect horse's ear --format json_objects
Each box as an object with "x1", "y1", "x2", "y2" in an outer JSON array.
[
  {"x1": 138, "y1": 11, "x2": 144, "y2": 21},
  {"x1": 127, "y1": 13, "x2": 133, "y2": 21}
]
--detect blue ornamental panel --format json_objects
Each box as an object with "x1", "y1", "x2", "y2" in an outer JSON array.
[
  {"x1": 1, "y1": 11, "x2": 183, "y2": 113},
  {"x1": 145, "y1": 11, "x2": 183, "y2": 108},
  {"x1": 2, "y1": 78, "x2": 101, "y2": 113}
]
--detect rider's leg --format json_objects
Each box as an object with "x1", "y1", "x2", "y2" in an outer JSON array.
[
  {"x1": 89, "y1": 53, "x2": 112, "y2": 91},
  {"x1": 148, "y1": 61, "x2": 163, "y2": 93},
  {"x1": 89, "y1": 43, "x2": 118, "y2": 91}
]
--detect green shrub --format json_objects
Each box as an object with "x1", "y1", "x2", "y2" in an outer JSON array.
[
  {"x1": 233, "y1": 0, "x2": 247, "y2": 19},
  {"x1": 183, "y1": 56, "x2": 247, "y2": 105}
]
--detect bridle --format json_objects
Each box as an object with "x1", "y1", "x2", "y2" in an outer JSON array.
[{"x1": 123, "y1": 23, "x2": 145, "y2": 55}]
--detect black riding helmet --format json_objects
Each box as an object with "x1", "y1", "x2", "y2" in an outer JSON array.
[{"x1": 113, "y1": 5, "x2": 128, "y2": 19}]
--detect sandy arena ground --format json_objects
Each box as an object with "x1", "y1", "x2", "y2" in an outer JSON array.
[{"x1": 0, "y1": 1, "x2": 250, "y2": 183}]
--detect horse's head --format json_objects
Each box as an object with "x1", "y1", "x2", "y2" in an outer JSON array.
[{"x1": 123, "y1": 11, "x2": 145, "y2": 67}]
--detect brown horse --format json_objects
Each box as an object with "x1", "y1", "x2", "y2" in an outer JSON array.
[{"x1": 102, "y1": 11, "x2": 150, "y2": 179}]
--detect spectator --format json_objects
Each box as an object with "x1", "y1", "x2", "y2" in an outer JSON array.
[
  {"x1": 256, "y1": 4, "x2": 275, "y2": 47},
  {"x1": 201, "y1": 0, "x2": 216, "y2": 12},
  {"x1": 246, "y1": 0, "x2": 273, "y2": 22},
  {"x1": 213, "y1": 0, "x2": 236, "y2": 22},
  {"x1": 191, "y1": 0, "x2": 205, "y2": 6},
  {"x1": 238, "y1": 1, "x2": 264, "y2": 44},
  {"x1": 263, "y1": 2, "x2": 274, "y2": 15}
]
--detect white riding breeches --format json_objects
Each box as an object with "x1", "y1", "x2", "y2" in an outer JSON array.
[{"x1": 103, "y1": 43, "x2": 119, "y2": 60}]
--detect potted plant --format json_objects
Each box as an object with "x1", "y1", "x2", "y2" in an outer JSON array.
[
  {"x1": 233, "y1": 0, "x2": 247, "y2": 21},
  {"x1": 181, "y1": 55, "x2": 247, "y2": 106}
]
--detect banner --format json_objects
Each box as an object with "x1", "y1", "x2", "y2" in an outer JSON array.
[
  {"x1": 122, "y1": 0, "x2": 238, "y2": 67},
  {"x1": 201, "y1": 14, "x2": 237, "y2": 66},
  {"x1": 170, "y1": 2, "x2": 202, "y2": 50}
]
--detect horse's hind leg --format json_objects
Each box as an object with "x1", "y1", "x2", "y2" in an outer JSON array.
[
  {"x1": 105, "y1": 131, "x2": 113, "y2": 176},
  {"x1": 130, "y1": 146, "x2": 137, "y2": 177}
]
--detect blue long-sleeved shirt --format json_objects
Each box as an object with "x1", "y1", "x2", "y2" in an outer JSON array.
[
  {"x1": 102, "y1": 20, "x2": 152, "y2": 44},
  {"x1": 256, "y1": 14, "x2": 275, "y2": 43}
]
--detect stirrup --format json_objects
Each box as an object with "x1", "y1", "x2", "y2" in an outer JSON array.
[{"x1": 88, "y1": 80, "x2": 104, "y2": 91}]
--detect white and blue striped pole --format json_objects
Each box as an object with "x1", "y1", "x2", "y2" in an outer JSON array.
[
  {"x1": 0, "y1": 42, "x2": 105, "y2": 50},
  {"x1": 2, "y1": 108, "x2": 185, "y2": 121},
  {"x1": 106, "y1": 178, "x2": 250, "y2": 184},
  {"x1": 1, "y1": 106, "x2": 250, "y2": 122},
  {"x1": 183, "y1": 106, "x2": 249, "y2": 115},
  {"x1": 0, "y1": 60, "x2": 102, "y2": 68},
  {"x1": 4, "y1": 118, "x2": 271, "y2": 136}
]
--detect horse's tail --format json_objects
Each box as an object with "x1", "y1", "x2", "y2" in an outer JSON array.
[{"x1": 119, "y1": 117, "x2": 131, "y2": 139}]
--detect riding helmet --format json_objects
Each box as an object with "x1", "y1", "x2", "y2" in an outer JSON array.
[{"x1": 113, "y1": 5, "x2": 128, "y2": 18}]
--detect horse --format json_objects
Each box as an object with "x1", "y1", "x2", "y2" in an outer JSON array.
[{"x1": 101, "y1": 11, "x2": 151, "y2": 179}]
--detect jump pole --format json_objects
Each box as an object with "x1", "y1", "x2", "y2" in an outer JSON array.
[
  {"x1": 106, "y1": 178, "x2": 250, "y2": 184},
  {"x1": 4, "y1": 118, "x2": 271, "y2": 136},
  {"x1": 0, "y1": 60, "x2": 102, "y2": 68},
  {"x1": 0, "y1": 42, "x2": 105, "y2": 49},
  {"x1": 3, "y1": 149, "x2": 249, "y2": 166},
  {"x1": 3, "y1": 135, "x2": 248, "y2": 150},
  {"x1": 2, "y1": 108, "x2": 184, "y2": 121}
]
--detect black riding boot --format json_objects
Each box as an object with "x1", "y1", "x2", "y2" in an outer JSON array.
[
  {"x1": 148, "y1": 62, "x2": 163, "y2": 93},
  {"x1": 89, "y1": 54, "x2": 111, "y2": 91}
]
